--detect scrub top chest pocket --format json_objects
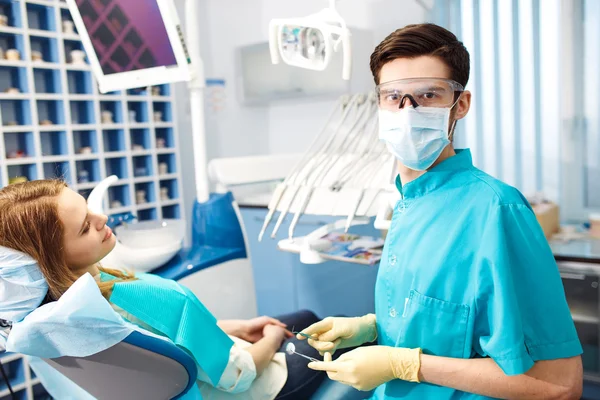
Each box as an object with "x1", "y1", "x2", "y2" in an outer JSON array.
[{"x1": 400, "y1": 290, "x2": 470, "y2": 359}]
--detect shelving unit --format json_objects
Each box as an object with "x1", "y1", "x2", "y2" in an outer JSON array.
[{"x1": 0, "y1": 1, "x2": 185, "y2": 398}]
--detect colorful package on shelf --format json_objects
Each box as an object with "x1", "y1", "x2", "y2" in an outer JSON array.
[{"x1": 318, "y1": 232, "x2": 384, "y2": 265}]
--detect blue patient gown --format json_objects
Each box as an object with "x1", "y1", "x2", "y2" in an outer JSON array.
[{"x1": 373, "y1": 149, "x2": 582, "y2": 399}]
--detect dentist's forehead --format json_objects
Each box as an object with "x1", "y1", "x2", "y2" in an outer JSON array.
[{"x1": 379, "y1": 56, "x2": 451, "y2": 84}]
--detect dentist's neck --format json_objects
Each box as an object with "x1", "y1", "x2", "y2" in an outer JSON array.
[{"x1": 397, "y1": 145, "x2": 456, "y2": 185}]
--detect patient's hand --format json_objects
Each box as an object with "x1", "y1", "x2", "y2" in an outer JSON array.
[
  {"x1": 263, "y1": 324, "x2": 287, "y2": 345},
  {"x1": 241, "y1": 316, "x2": 292, "y2": 343}
]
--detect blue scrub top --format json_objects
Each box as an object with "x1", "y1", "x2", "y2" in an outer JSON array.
[{"x1": 373, "y1": 149, "x2": 582, "y2": 399}]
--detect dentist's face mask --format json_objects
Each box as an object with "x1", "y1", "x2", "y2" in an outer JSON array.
[{"x1": 377, "y1": 78, "x2": 463, "y2": 171}]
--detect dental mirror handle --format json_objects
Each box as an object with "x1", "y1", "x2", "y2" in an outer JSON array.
[{"x1": 293, "y1": 351, "x2": 319, "y2": 363}]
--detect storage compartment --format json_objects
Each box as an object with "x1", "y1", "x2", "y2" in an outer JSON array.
[
  {"x1": 41, "y1": 130, "x2": 68, "y2": 156},
  {"x1": 102, "y1": 129, "x2": 126, "y2": 152}
]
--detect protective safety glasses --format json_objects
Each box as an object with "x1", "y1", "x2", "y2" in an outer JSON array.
[{"x1": 375, "y1": 78, "x2": 464, "y2": 110}]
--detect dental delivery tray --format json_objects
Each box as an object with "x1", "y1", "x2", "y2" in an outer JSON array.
[{"x1": 278, "y1": 232, "x2": 384, "y2": 265}]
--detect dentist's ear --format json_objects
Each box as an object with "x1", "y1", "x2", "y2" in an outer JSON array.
[{"x1": 454, "y1": 91, "x2": 471, "y2": 120}]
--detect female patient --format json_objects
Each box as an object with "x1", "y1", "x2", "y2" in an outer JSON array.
[{"x1": 0, "y1": 179, "x2": 325, "y2": 400}]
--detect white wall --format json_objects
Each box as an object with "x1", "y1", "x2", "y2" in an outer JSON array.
[{"x1": 174, "y1": 0, "x2": 429, "y2": 222}]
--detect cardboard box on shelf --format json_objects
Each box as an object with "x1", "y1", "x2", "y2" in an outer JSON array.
[{"x1": 530, "y1": 200, "x2": 560, "y2": 239}]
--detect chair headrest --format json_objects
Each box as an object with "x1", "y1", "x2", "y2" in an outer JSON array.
[
  {"x1": 0, "y1": 245, "x2": 48, "y2": 323},
  {"x1": 4, "y1": 273, "x2": 134, "y2": 358}
]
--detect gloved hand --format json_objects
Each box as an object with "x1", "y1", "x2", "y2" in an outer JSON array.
[
  {"x1": 297, "y1": 314, "x2": 377, "y2": 355},
  {"x1": 307, "y1": 346, "x2": 422, "y2": 391}
]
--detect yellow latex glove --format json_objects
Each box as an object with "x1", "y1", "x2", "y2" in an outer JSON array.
[
  {"x1": 307, "y1": 346, "x2": 422, "y2": 391},
  {"x1": 297, "y1": 314, "x2": 377, "y2": 355}
]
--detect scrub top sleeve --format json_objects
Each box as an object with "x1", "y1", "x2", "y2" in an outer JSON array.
[{"x1": 473, "y1": 203, "x2": 582, "y2": 376}]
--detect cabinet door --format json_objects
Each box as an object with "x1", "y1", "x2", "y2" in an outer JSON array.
[
  {"x1": 560, "y1": 265, "x2": 600, "y2": 376},
  {"x1": 240, "y1": 207, "x2": 380, "y2": 319}
]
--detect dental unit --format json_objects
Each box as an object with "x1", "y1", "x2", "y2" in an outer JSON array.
[{"x1": 262, "y1": 91, "x2": 398, "y2": 264}]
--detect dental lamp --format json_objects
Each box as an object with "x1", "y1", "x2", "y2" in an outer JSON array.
[{"x1": 269, "y1": 0, "x2": 352, "y2": 80}]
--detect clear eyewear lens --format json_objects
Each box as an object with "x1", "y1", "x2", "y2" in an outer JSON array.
[{"x1": 376, "y1": 79, "x2": 463, "y2": 110}]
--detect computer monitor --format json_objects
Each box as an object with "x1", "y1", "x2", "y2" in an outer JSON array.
[{"x1": 66, "y1": 0, "x2": 191, "y2": 93}]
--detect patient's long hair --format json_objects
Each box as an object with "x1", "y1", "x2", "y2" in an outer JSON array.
[{"x1": 0, "y1": 179, "x2": 134, "y2": 300}]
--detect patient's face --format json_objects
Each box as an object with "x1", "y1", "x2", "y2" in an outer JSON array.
[{"x1": 57, "y1": 188, "x2": 116, "y2": 271}]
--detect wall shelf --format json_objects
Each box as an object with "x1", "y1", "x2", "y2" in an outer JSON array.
[{"x1": 0, "y1": 2, "x2": 185, "y2": 397}]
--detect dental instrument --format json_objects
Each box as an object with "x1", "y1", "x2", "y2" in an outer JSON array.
[
  {"x1": 269, "y1": 94, "x2": 361, "y2": 239},
  {"x1": 282, "y1": 94, "x2": 371, "y2": 239},
  {"x1": 285, "y1": 342, "x2": 320, "y2": 362},
  {"x1": 260, "y1": 95, "x2": 353, "y2": 241},
  {"x1": 264, "y1": 90, "x2": 397, "y2": 262},
  {"x1": 285, "y1": 94, "x2": 386, "y2": 239},
  {"x1": 270, "y1": 0, "x2": 352, "y2": 80},
  {"x1": 293, "y1": 331, "x2": 315, "y2": 340}
]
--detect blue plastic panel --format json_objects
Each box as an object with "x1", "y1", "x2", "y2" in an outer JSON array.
[
  {"x1": 40, "y1": 130, "x2": 68, "y2": 156},
  {"x1": 30, "y1": 36, "x2": 59, "y2": 63},
  {"x1": 0, "y1": 66, "x2": 28, "y2": 93},
  {"x1": 26, "y1": 3, "x2": 56, "y2": 31},
  {"x1": 37, "y1": 100, "x2": 65, "y2": 125},
  {"x1": 157, "y1": 153, "x2": 175, "y2": 174},
  {"x1": 60, "y1": 8, "x2": 77, "y2": 33},
  {"x1": 34, "y1": 67, "x2": 61, "y2": 93},
  {"x1": 127, "y1": 101, "x2": 148, "y2": 123},
  {"x1": 102, "y1": 129, "x2": 125, "y2": 152},
  {"x1": 159, "y1": 178, "x2": 178, "y2": 199},
  {"x1": 105, "y1": 156, "x2": 128, "y2": 179},
  {"x1": 239, "y1": 207, "x2": 380, "y2": 318},
  {"x1": 43, "y1": 161, "x2": 70, "y2": 183},
  {"x1": 64, "y1": 38, "x2": 86, "y2": 64},
  {"x1": 131, "y1": 128, "x2": 150, "y2": 149},
  {"x1": 135, "y1": 181, "x2": 155, "y2": 203},
  {"x1": 0, "y1": 1, "x2": 23, "y2": 28},
  {"x1": 108, "y1": 184, "x2": 130, "y2": 207},
  {"x1": 70, "y1": 100, "x2": 95, "y2": 124},
  {"x1": 162, "y1": 204, "x2": 180, "y2": 219},
  {"x1": 67, "y1": 70, "x2": 93, "y2": 94},
  {"x1": 152, "y1": 101, "x2": 171, "y2": 122},
  {"x1": 7, "y1": 163, "x2": 36, "y2": 181},
  {"x1": 4, "y1": 131, "x2": 34, "y2": 157},
  {"x1": 72, "y1": 130, "x2": 98, "y2": 153},
  {"x1": 133, "y1": 155, "x2": 152, "y2": 177},
  {"x1": 0, "y1": 32, "x2": 25, "y2": 57},
  {"x1": 155, "y1": 127, "x2": 174, "y2": 148},
  {"x1": 76, "y1": 159, "x2": 100, "y2": 183},
  {"x1": 138, "y1": 207, "x2": 157, "y2": 221},
  {"x1": 1, "y1": 100, "x2": 31, "y2": 125},
  {"x1": 100, "y1": 100, "x2": 123, "y2": 123},
  {"x1": 127, "y1": 87, "x2": 148, "y2": 96}
]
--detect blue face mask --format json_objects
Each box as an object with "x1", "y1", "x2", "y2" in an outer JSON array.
[{"x1": 378, "y1": 106, "x2": 453, "y2": 171}]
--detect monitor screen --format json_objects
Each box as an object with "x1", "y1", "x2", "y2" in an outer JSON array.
[{"x1": 75, "y1": 0, "x2": 178, "y2": 75}]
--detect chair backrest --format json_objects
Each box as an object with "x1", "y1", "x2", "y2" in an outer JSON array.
[{"x1": 43, "y1": 331, "x2": 198, "y2": 400}]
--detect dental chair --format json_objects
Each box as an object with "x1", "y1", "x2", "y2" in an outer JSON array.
[
  {"x1": 40, "y1": 331, "x2": 198, "y2": 399},
  {"x1": 37, "y1": 329, "x2": 371, "y2": 400}
]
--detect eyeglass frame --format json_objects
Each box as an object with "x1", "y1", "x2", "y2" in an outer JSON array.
[{"x1": 375, "y1": 77, "x2": 465, "y2": 109}]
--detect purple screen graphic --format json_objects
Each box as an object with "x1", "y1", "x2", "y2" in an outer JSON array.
[{"x1": 76, "y1": 0, "x2": 177, "y2": 75}]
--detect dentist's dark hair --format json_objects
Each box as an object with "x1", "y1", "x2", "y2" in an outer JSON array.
[
  {"x1": 370, "y1": 23, "x2": 470, "y2": 87},
  {"x1": 0, "y1": 180, "x2": 134, "y2": 301}
]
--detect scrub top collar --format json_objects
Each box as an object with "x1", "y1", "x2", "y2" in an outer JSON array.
[{"x1": 395, "y1": 149, "x2": 474, "y2": 199}]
